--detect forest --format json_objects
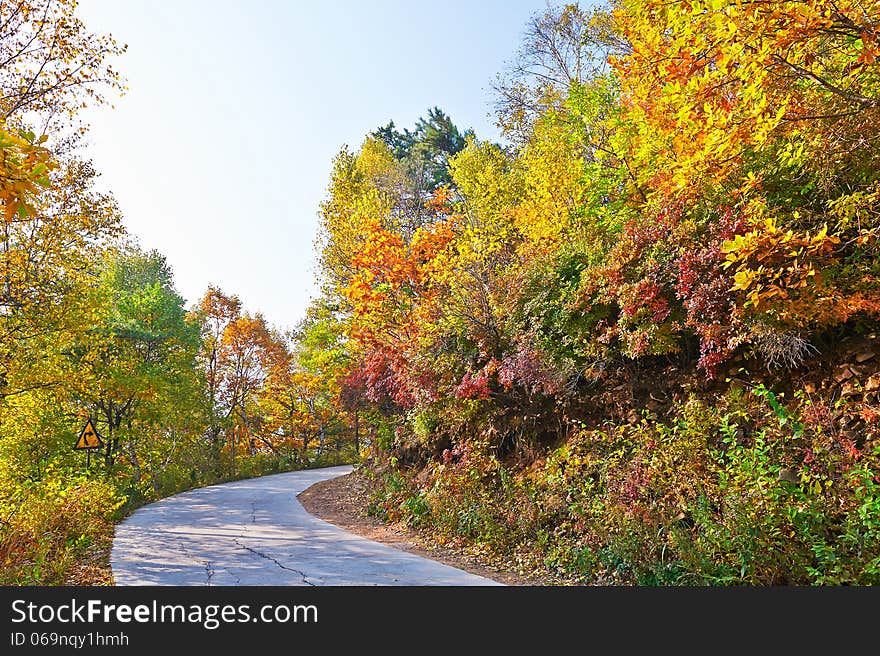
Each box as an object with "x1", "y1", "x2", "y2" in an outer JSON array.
[
  {"x1": 0, "y1": 0, "x2": 355, "y2": 584},
  {"x1": 3, "y1": 0, "x2": 880, "y2": 585}
]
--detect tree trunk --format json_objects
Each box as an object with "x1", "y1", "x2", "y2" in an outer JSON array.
[
  {"x1": 125, "y1": 417, "x2": 141, "y2": 484},
  {"x1": 209, "y1": 424, "x2": 223, "y2": 477},
  {"x1": 354, "y1": 410, "x2": 359, "y2": 455},
  {"x1": 103, "y1": 404, "x2": 115, "y2": 470},
  {"x1": 230, "y1": 425, "x2": 236, "y2": 477},
  {"x1": 301, "y1": 433, "x2": 310, "y2": 466}
]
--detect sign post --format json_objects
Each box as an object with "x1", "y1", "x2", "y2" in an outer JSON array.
[{"x1": 74, "y1": 417, "x2": 105, "y2": 469}]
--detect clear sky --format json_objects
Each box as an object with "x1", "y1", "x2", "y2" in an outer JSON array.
[{"x1": 75, "y1": 0, "x2": 552, "y2": 332}]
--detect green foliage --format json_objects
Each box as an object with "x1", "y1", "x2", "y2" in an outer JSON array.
[
  {"x1": 372, "y1": 107, "x2": 469, "y2": 190},
  {"x1": 371, "y1": 391, "x2": 879, "y2": 585}
]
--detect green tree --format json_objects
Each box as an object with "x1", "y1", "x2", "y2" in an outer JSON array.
[{"x1": 69, "y1": 247, "x2": 200, "y2": 484}]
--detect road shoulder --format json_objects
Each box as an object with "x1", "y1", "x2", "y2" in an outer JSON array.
[{"x1": 297, "y1": 469, "x2": 548, "y2": 586}]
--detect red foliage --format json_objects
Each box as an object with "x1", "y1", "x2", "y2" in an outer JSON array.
[
  {"x1": 455, "y1": 359, "x2": 498, "y2": 400},
  {"x1": 497, "y1": 344, "x2": 557, "y2": 396},
  {"x1": 801, "y1": 401, "x2": 832, "y2": 431},
  {"x1": 357, "y1": 350, "x2": 417, "y2": 409},
  {"x1": 620, "y1": 278, "x2": 671, "y2": 323},
  {"x1": 339, "y1": 367, "x2": 367, "y2": 410},
  {"x1": 673, "y1": 207, "x2": 748, "y2": 377}
]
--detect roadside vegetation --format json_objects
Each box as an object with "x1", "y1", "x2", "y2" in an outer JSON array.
[
  {"x1": 3, "y1": 0, "x2": 879, "y2": 586},
  {"x1": 314, "y1": 1, "x2": 880, "y2": 585},
  {"x1": 0, "y1": 0, "x2": 356, "y2": 585}
]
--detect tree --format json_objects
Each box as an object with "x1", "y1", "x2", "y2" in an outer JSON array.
[
  {"x1": 68, "y1": 248, "x2": 199, "y2": 479},
  {"x1": 290, "y1": 297, "x2": 354, "y2": 459},
  {"x1": 493, "y1": 3, "x2": 624, "y2": 140},
  {"x1": 373, "y1": 107, "x2": 468, "y2": 190},
  {"x1": 613, "y1": 0, "x2": 880, "y2": 204},
  {"x1": 0, "y1": 0, "x2": 126, "y2": 133},
  {"x1": 317, "y1": 138, "x2": 401, "y2": 298},
  {"x1": 191, "y1": 286, "x2": 286, "y2": 475}
]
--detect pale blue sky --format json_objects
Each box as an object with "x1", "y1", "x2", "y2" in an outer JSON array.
[{"x1": 76, "y1": 0, "x2": 552, "y2": 331}]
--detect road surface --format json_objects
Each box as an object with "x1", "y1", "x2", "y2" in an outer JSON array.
[{"x1": 111, "y1": 465, "x2": 500, "y2": 586}]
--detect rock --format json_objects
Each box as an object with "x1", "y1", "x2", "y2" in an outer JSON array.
[
  {"x1": 843, "y1": 429, "x2": 863, "y2": 443},
  {"x1": 834, "y1": 366, "x2": 854, "y2": 383},
  {"x1": 855, "y1": 350, "x2": 876, "y2": 363},
  {"x1": 840, "y1": 381, "x2": 860, "y2": 397},
  {"x1": 778, "y1": 467, "x2": 799, "y2": 484}
]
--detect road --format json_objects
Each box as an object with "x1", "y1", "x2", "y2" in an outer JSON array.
[{"x1": 111, "y1": 465, "x2": 501, "y2": 586}]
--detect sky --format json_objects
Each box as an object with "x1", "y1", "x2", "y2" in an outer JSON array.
[{"x1": 75, "y1": 0, "x2": 552, "y2": 332}]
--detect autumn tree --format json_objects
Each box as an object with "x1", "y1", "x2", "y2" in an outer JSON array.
[
  {"x1": 494, "y1": 3, "x2": 624, "y2": 140},
  {"x1": 0, "y1": 0, "x2": 340, "y2": 585},
  {"x1": 613, "y1": 0, "x2": 880, "y2": 202},
  {"x1": 0, "y1": 0, "x2": 126, "y2": 133},
  {"x1": 317, "y1": 138, "x2": 401, "y2": 298},
  {"x1": 319, "y1": 109, "x2": 469, "y2": 306},
  {"x1": 191, "y1": 287, "x2": 288, "y2": 475},
  {"x1": 322, "y1": 1, "x2": 880, "y2": 477},
  {"x1": 0, "y1": 0, "x2": 124, "y2": 409}
]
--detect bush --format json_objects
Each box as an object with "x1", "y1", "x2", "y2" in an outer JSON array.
[
  {"x1": 0, "y1": 475, "x2": 124, "y2": 585},
  {"x1": 372, "y1": 384, "x2": 880, "y2": 585}
]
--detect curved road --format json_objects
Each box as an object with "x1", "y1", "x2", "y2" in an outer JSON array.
[{"x1": 111, "y1": 465, "x2": 500, "y2": 586}]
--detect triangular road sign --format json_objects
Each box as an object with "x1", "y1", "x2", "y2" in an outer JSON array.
[{"x1": 74, "y1": 418, "x2": 104, "y2": 450}]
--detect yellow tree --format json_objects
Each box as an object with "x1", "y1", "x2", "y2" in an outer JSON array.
[
  {"x1": 0, "y1": 0, "x2": 126, "y2": 131},
  {"x1": 610, "y1": 0, "x2": 880, "y2": 357},
  {"x1": 317, "y1": 138, "x2": 401, "y2": 300},
  {"x1": 613, "y1": 0, "x2": 880, "y2": 204},
  {"x1": 192, "y1": 287, "x2": 286, "y2": 475},
  {"x1": 1, "y1": 0, "x2": 124, "y2": 415},
  {"x1": 260, "y1": 364, "x2": 332, "y2": 465}
]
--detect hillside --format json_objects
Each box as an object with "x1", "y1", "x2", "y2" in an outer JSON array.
[{"x1": 307, "y1": 1, "x2": 880, "y2": 585}]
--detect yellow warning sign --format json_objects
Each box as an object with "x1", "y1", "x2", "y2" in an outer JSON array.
[{"x1": 74, "y1": 418, "x2": 104, "y2": 450}]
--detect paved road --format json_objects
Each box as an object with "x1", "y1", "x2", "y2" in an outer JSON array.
[{"x1": 111, "y1": 465, "x2": 500, "y2": 586}]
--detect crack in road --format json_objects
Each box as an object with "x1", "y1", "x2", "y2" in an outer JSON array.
[
  {"x1": 223, "y1": 568, "x2": 242, "y2": 585},
  {"x1": 165, "y1": 527, "x2": 218, "y2": 582},
  {"x1": 233, "y1": 538, "x2": 315, "y2": 586},
  {"x1": 112, "y1": 466, "x2": 500, "y2": 586}
]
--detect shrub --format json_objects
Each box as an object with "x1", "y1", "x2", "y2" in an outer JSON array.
[{"x1": 0, "y1": 475, "x2": 124, "y2": 585}]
